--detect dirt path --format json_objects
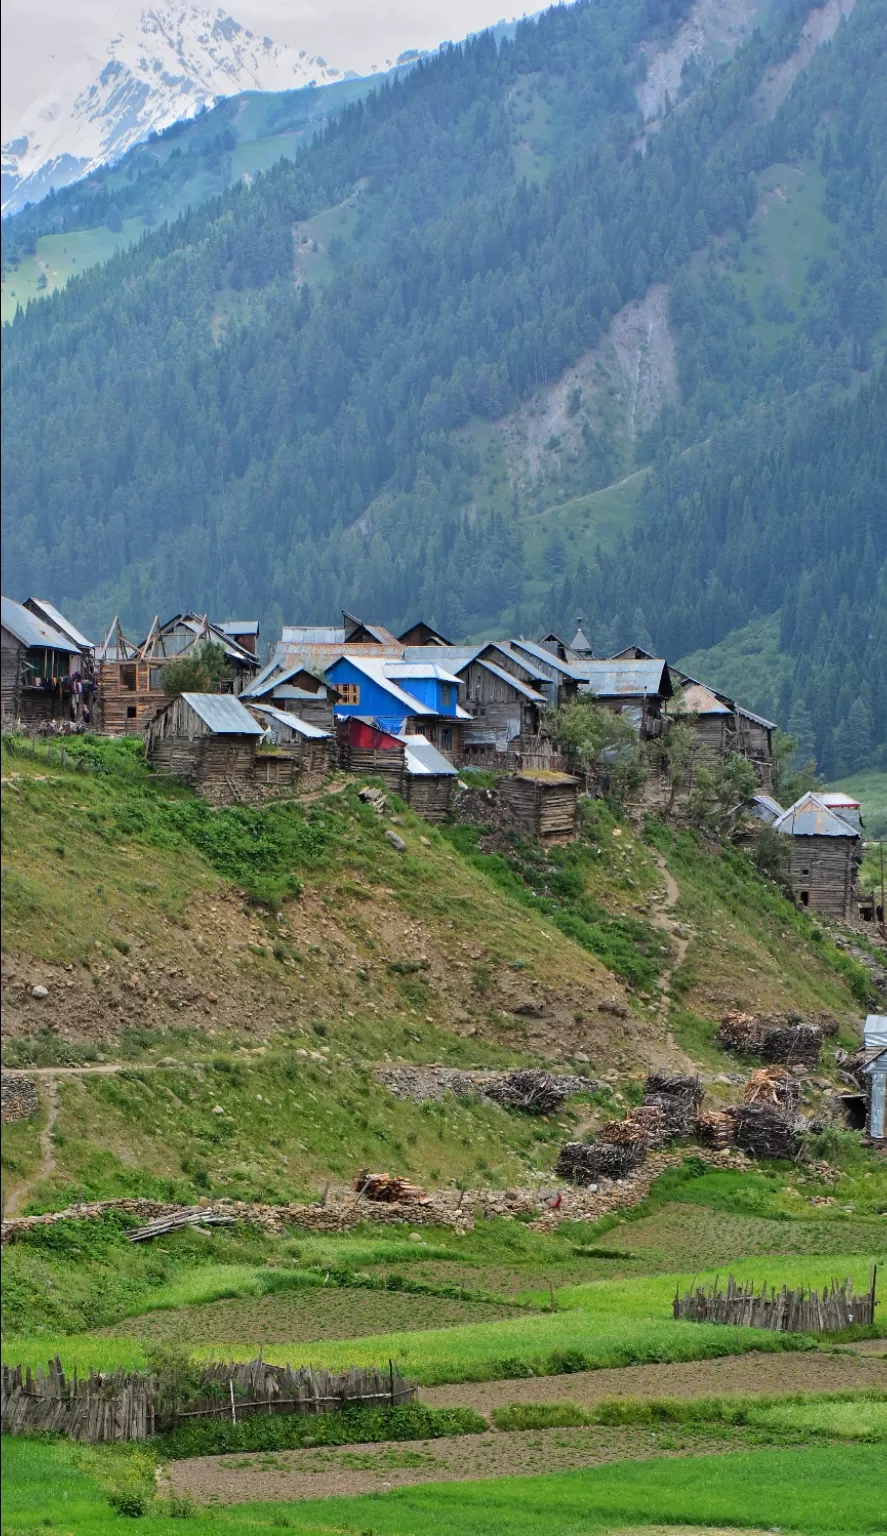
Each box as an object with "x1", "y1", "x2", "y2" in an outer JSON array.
[
  {"x1": 5, "y1": 1076, "x2": 59, "y2": 1216},
  {"x1": 169, "y1": 1425, "x2": 758, "y2": 1505},
  {"x1": 649, "y1": 851, "x2": 691, "y2": 1038},
  {"x1": 1, "y1": 1062, "x2": 178, "y2": 1078},
  {"x1": 420, "y1": 1348, "x2": 887, "y2": 1413}
]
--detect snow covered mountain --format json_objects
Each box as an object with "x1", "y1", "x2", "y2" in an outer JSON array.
[{"x1": 2, "y1": 6, "x2": 349, "y2": 215}]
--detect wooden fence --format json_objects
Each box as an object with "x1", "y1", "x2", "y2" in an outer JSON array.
[
  {"x1": 673, "y1": 1271, "x2": 877, "y2": 1333},
  {"x1": 1, "y1": 1357, "x2": 416, "y2": 1444}
]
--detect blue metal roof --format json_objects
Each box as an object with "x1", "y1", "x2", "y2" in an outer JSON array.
[
  {"x1": 179, "y1": 693, "x2": 264, "y2": 735},
  {"x1": 1, "y1": 595, "x2": 82, "y2": 653}
]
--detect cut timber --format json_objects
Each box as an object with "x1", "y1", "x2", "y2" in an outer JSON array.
[{"x1": 353, "y1": 1171, "x2": 429, "y2": 1204}]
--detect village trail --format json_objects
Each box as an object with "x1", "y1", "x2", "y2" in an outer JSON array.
[{"x1": 4, "y1": 1074, "x2": 59, "y2": 1217}]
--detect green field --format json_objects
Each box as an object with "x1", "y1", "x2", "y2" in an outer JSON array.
[{"x1": 825, "y1": 770, "x2": 887, "y2": 842}]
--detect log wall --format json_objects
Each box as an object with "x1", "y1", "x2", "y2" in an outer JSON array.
[
  {"x1": 499, "y1": 773, "x2": 579, "y2": 842},
  {"x1": 785, "y1": 835, "x2": 860, "y2": 918}
]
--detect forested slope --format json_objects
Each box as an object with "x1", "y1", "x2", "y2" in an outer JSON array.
[{"x1": 2, "y1": 0, "x2": 885, "y2": 764}]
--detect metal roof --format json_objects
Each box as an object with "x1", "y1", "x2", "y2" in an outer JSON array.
[
  {"x1": 509, "y1": 638, "x2": 579, "y2": 676},
  {"x1": 248, "y1": 704, "x2": 330, "y2": 739},
  {"x1": 402, "y1": 645, "x2": 484, "y2": 670},
  {"x1": 282, "y1": 625, "x2": 347, "y2": 645},
  {"x1": 569, "y1": 658, "x2": 672, "y2": 697},
  {"x1": 402, "y1": 735, "x2": 458, "y2": 777},
  {"x1": 773, "y1": 793, "x2": 861, "y2": 839},
  {"x1": 477, "y1": 659, "x2": 546, "y2": 702},
  {"x1": 179, "y1": 693, "x2": 264, "y2": 735},
  {"x1": 219, "y1": 620, "x2": 259, "y2": 637},
  {"x1": 25, "y1": 599, "x2": 93, "y2": 650},
  {"x1": 864, "y1": 1017, "x2": 887, "y2": 1049},
  {"x1": 1, "y1": 596, "x2": 82, "y2": 653},
  {"x1": 751, "y1": 793, "x2": 784, "y2": 819},
  {"x1": 678, "y1": 681, "x2": 731, "y2": 716},
  {"x1": 386, "y1": 662, "x2": 463, "y2": 684},
  {"x1": 243, "y1": 661, "x2": 327, "y2": 699},
  {"x1": 822, "y1": 792, "x2": 861, "y2": 809},
  {"x1": 569, "y1": 622, "x2": 592, "y2": 654},
  {"x1": 734, "y1": 702, "x2": 777, "y2": 730}
]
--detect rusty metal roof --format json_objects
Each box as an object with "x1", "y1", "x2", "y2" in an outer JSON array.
[
  {"x1": 774, "y1": 793, "x2": 861, "y2": 839},
  {"x1": 569, "y1": 658, "x2": 673, "y2": 698},
  {"x1": 677, "y1": 682, "x2": 731, "y2": 716}
]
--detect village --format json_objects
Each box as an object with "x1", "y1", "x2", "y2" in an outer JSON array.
[{"x1": 2, "y1": 593, "x2": 871, "y2": 927}]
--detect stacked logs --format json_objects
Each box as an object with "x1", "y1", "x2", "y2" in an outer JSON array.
[
  {"x1": 555, "y1": 1141, "x2": 646, "y2": 1184},
  {"x1": 599, "y1": 1105, "x2": 669, "y2": 1150},
  {"x1": 353, "y1": 1172, "x2": 429, "y2": 1204},
  {"x1": 643, "y1": 1073, "x2": 705, "y2": 1139},
  {"x1": 695, "y1": 1109, "x2": 738, "y2": 1150},
  {"x1": 717, "y1": 1013, "x2": 822, "y2": 1069},
  {"x1": 743, "y1": 1067, "x2": 800, "y2": 1113},
  {"x1": 718, "y1": 1012, "x2": 763, "y2": 1052},
  {"x1": 734, "y1": 1104, "x2": 801, "y2": 1161},
  {"x1": 484, "y1": 1070, "x2": 569, "y2": 1116}
]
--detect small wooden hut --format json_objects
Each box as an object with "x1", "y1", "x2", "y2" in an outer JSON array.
[
  {"x1": 402, "y1": 735, "x2": 457, "y2": 821},
  {"x1": 145, "y1": 692, "x2": 264, "y2": 802},
  {"x1": 773, "y1": 793, "x2": 862, "y2": 918},
  {"x1": 248, "y1": 704, "x2": 333, "y2": 790},
  {"x1": 500, "y1": 770, "x2": 579, "y2": 843}
]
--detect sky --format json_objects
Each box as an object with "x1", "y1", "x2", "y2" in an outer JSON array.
[{"x1": 1, "y1": 0, "x2": 525, "y2": 138}]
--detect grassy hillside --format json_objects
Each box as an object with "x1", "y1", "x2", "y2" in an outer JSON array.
[{"x1": 1, "y1": 734, "x2": 874, "y2": 1215}]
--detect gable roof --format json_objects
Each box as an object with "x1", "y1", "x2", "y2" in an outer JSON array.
[
  {"x1": 1, "y1": 595, "x2": 82, "y2": 654},
  {"x1": 386, "y1": 661, "x2": 463, "y2": 684},
  {"x1": 677, "y1": 681, "x2": 731, "y2": 716},
  {"x1": 219, "y1": 620, "x2": 260, "y2": 638},
  {"x1": 242, "y1": 661, "x2": 329, "y2": 700},
  {"x1": 397, "y1": 621, "x2": 452, "y2": 646},
  {"x1": 773, "y1": 792, "x2": 861, "y2": 839},
  {"x1": 327, "y1": 655, "x2": 436, "y2": 715},
  {"x1": 248, "y1": 703, "x2": 331, "y2": 739},
  {"x1": 508, "y1": 637, "x2": 579, "y2": 677},
  {"x1": 402, "y1": 644, "x2": 485, "y2": 671},
  {"x1": 25, "y1": 599, "x2": 93, "y2": 651},
  {"x1": 138, "y1": 613, "x2": 259, "y2": 667},
  {"x1": 476, "y1": 658, "x2": 546, "y2": 702},
  {"x1": 178, "y1": 693, "x2": 264, "y2": 735},
  {"x1": 570, "y1": 657, "x2": 673, "y2": 699}
]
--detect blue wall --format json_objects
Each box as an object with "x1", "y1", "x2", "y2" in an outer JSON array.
[
  {"x1": 392, "y1": 673, "x2": 458, "y2": 716},
  {"x1": 326, "y1": 658, "x2": 422, "y2": 726}
]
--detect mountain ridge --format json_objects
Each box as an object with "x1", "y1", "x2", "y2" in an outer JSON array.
[{"x1": 1, "y1": 4, "x2": 349, "y2": 215}]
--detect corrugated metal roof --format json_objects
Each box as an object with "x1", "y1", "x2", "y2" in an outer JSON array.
[
  {"x1": 402, "y1": 735, "x2": 458, "y2": 777},
  {"x1": 249, "y1": 704, "x2": 330, "y2": 739},
  {"x1": 678, "y1": 682, "x2": 731, "y2": 716},
  {"x1": 735, "y1": 702, "x2": 777, "y2": 730},
  {"x1": 570, "y1": 658, "x2": 672, "y2": 697},
  {"x1": 477, "y1": 659, "x2": 546, "y2": 702},
  {"x1": 864, "y1": 1017, "x2": 887, "y2": 1048},
  {"x1": 179, "y1": 693, "x2": 264, "y2": 735},
  {"x1": 822, "y1": 792, "x2": 861, "y2": 808},
  {"x1": 509, "y1": 638, "x2": 578, "y2": 676},
  {"x1": 386, "y1": 662, "x2": 463, "y2": 684},
  {"x1": 282, "y1": 625, "x2": 346, "y2": 645},
  {"x1": 219, "y1": 620, "x2": 260, "y2": 637},
  {"x1": 751, "y1": 793, "x2": 784, "y2": 820},
  {"x1": 26, "y1": 599, "x2": 93, "y2": 650},
  {"x1": 402, "y1": 645, "x2": 484, "y2": 669},
  {"x1": 773, "y1": 793, "x2": 861, "y2": 839},
  {"x1": 1, "y1": 596, "x2": 82, "y2": 653},
  {"x1": 243, "y1": 661, "x2": 327, "y2": 699}
]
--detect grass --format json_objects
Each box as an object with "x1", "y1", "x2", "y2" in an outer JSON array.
[
  {"x1": 3, "y1": 1437, "x2": 883, "y2": 1533},
  {"x1": 8, "y1": 1246, "x2": 882, "y2": 1383},
  {"x1": 1, "y1": 218, "x2": 150, "y2": 322},
  {"x1": 491, "y1": 1389, "x2": 887, "y2": 1440},
  {"x1": 825, "y1": 769, "x2": 887, "y2": 842}
]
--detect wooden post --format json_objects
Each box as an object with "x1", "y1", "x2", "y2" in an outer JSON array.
[{"x1": 229, "y1": 1380, "x2": 237, "y2": 1426}]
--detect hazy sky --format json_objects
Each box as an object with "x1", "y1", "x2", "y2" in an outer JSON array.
[{"x1": 1, "y1": 0, "x2": 524, "y2": 136}]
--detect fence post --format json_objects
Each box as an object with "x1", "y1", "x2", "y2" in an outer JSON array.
[{"x1": 229, "y1": 1380, "x2": 237, "y2": 1425}]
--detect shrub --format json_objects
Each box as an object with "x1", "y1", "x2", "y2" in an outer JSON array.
[{"x1": 158, "y1": 1403, "x2": 487, "y2": 1458}]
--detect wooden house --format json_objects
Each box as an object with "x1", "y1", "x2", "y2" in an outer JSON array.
[
  {"x1": 243, "y1": 663, "x2": 338, "y2": 731},
  {"x1": 218, "y1": 620, "x2": 260, "y2": 656},
  {"x1": 145, "y1": 692, "x2": 265, "y2": 802},
  {"x1": 397, "y1": 620, "x2": 451, "y2": 647},
  {"x1": 97, "y1": 613, "x2": 259, "y2": 735},
  {"x1": 336, "y1": 716, "x2": 407, "y2": 793},
  {"x1": 671, "y1": 671, "x2": 776, "y2": 786},
  {"x1": 247, "y1": 704, "x2": 333, "y2": 789},
  {"x1": 402, "y1": 643, "x2": 551, "y2": 764},
  {"x1": 773, "y1": 793, "x2": 862, "y2": 918},
  {"x1": 325, "y1": 655, "x2": 468, "y2": 761},
  {"x1": 569, "y1": 657, "x2": 673, "y2": 739},
  {"x1": 1, "y1": 596, "x2": 87, "y2": 728},
  {"x1": 500, "y1": 770, "x2": 580, "y2": 843},
  {"x1": 505, "y1": 638, "x2": 581, "y2": 707}
]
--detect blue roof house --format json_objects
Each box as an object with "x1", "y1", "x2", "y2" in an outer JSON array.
[{"x1": 325, "y1": 655, "x2": 467, "y2": 760}]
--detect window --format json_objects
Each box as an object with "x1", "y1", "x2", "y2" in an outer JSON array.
[
  {"x1": 121, "y1": 665, "x2": 137, "y2": 691},
  {"x1": 126, "y1": 705, "x2": 137, "y2": 719},
  {"x1": 337, "y1": 683, "x2": 360, "y2": 705},
  {"x1": 441, "y1": 728, "x2": 452, "y2": 751},
  {"x1": 440, "y1": 684, "x2": 452, "y2": 707},
  {"x1": 150, "y1": 667, "x2": 163, "y2": 690}
]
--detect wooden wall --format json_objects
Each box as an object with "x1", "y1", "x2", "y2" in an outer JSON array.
[
  {"x1": 500, "y1": 774, "x2": 579, "y2": 843},
  {"x1": 404, "y1": 775, "x2": 454, "y2": 822},
  {"x1": 785, "y1": 835, "x2": 860, "y2": 918}
]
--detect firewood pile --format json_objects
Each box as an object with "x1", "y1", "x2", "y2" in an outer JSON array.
[
  {"x1": 599, "y1": 1105, "x2": 669, "y2": 1150},
  {"x1": 353, "y1": 1171, "x2": 429, "y2": 1204},
  {"x1": 734, "y1": 1104, "x2": 801, "y2": 1161},
  {"x1": 695, "y1": 1109, "x2": 738, "y2": 1150},
  {"x1": 643, "y1": 1073, "x2": 704, "y2": 1138},
  {"x1": 555, "y1": 1140, "x2": 646, "y2": 1184},
  {"x1": 483, "y1": 1070, "x2": 569, "y2": 1116},
  {"x1": 761, "y1": 1025, "x2": 822, "y2": 1069},
  {"x1": 743, "y1": 1067, "x2": 800, "y2": 1113},
  {"x1": 717, "y1": 1013, "x2": 822, "y2": 1068},
  {"x1": 358, "y1": 786, "x2": 387, "y2": 815}
]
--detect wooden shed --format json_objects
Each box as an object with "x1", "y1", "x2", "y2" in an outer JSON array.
[
  {"x1": 243, "y1": 663, "x2": 337, "y2": 732},
  {"x1": 248, "y1": 704, "x2": 333, "y2": 790},
  {"x1": 773, "y1": 793, "x2": 862, "y2": 918},
  {"x1": 402, "y1": 735, "x2": 457, "y2": 822},
  {"x1": 1, "y1": 596, "x2": 85, "y2": 729},
  {"x1": 145, "y1": 692, "x2": 264, "y2": 802},
  {"x1": 500, "y1": 770, "x2": 580, "y2": 843}
]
